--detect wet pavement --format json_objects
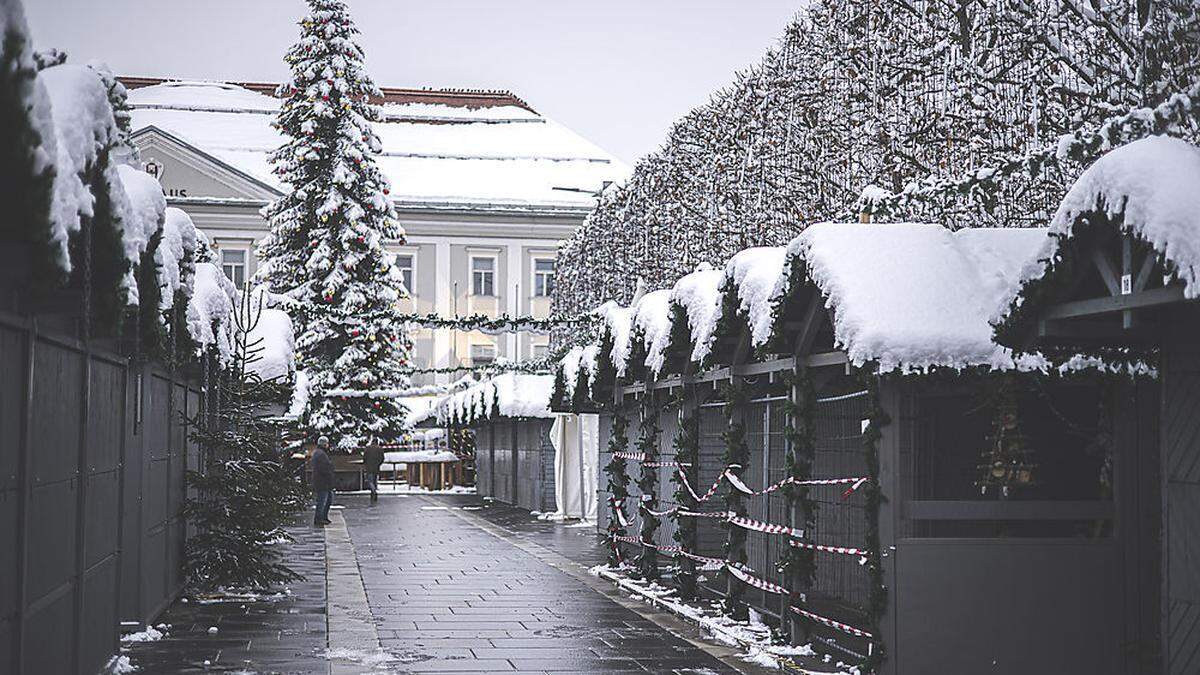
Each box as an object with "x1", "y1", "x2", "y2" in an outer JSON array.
[
  {"x1": 121, "y1": 493, "x2": 762, "y2": 674},
  {"x1": 344, "y1": 494, "x2": 745, "y2": 674},
  {"x1": 119, "y1": 521, "x2": 328, "y2": 674}
]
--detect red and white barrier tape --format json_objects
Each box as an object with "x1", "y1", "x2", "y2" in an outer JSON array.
[
  {"x1": 677, "y1": 509, "x2": 735, "y2": 519},
  {"x1": 677, "y1": 468, "x2": 871, "y2": 501},
  {"x1": 790, "y1": 606, "x2": 874, "y2": 639},
  {"x1": 728, "y1": 514, "x2": 799, "y2": 536},
  {"x1": 643, "y1": 460, "x2": 692, "y2": 468},
  {"x1": 727, "y1": 563, "x2": 789, "y2": 595},
  {"x1": 788, "y1": 539, "x2": 871, "y2": 557},
  {"x1": 612, "y1": 451, "x2": 648, "y2": 461},
  {"x1": 641, "y1": 503, "x2": 680, "y2": 517},
  {"x1": 677, "y1": 469, "x2": 726, "y2": 503}
]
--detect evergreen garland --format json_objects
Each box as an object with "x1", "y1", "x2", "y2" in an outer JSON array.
[
  {"x1": 670, "y1": 388, "x2": 700, "y2": 600},
  {"x1": 399, "y1": 312, "x2": 596, "y2": 333},
  {"x1": 720, "y1": 380, "x2": 750, "y2": 620},
  {"x1": 779, "y1": 368, "x2": 817, "y2": 641},
  {"x1": 634, "y1": 390, "x2": 661, "y2": 580},
  {"x1": 604, "y1": 410, "x2": 631, "y2": 567},
  {"x1": 859, "y1": 372, "x2": 891, "y2": 671}
]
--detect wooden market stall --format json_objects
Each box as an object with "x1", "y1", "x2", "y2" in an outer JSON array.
[
  {"x1": 993, "y1": 136, "x2": 1200, "y2": 675},
  {"x1": 435, "y1": 373, "x2": 558, "y2": 512},
  {"x1": 557, "y1": 203, "x2": 1161, "y2": 674}
]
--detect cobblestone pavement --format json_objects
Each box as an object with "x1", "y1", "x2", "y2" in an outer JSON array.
[
  {"x1": 119, "y1": 520, "x2": 327, "y2": 674},
  {"x1": 121, "y1": 493, "x2": 766, "y2": 674},
  {"x1": 341, "y1": 493, "x2": 755, "y2": 675}
]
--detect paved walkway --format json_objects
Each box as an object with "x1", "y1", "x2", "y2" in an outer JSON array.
[{"x1": 121, "y1": 494, "x2": 766, "y2": 675}]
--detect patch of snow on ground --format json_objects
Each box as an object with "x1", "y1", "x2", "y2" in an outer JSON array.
[
  {"x1": 105, "y1": 654, "x2": 137, "y2": 673},
  {"x1": 120, "y1": 625, "x2": 165, "y2": 643}
]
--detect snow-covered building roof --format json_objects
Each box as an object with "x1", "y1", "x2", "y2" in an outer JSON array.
[{"x1": 123, "y1": 78, "x2": 629, "y2": 212}]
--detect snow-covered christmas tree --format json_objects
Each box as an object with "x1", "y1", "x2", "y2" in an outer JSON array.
[{"x1": 258, "y1": 0, "x2": 412, "y2": 450}]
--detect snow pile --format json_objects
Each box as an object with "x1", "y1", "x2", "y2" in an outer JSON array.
[
  {"x1": 723, "y1": 247, "x2": 788, "y2": 347},
  {"x1": 115, "y1": 165, "x2": 166, "y2": 306},
  {"x1": 632, "y1": 289, "x2": 673, "y2": 376},
  {"x1": 39, "y1": 63, "x2": 121, "y2": 275},
  {"x1": 157, "y1": 207, "x2": 198, "y2": 309},
  {"x1": 669, "y1": 262, "x2": 724, "y2": 364},
  {"x1": 777, "y1": 223, "x2": 1047, "y2": 372},
  {"x1": 1002, "y1": 136, "x2": 1200, "y2": 314},
  {"x1": 186, "y1": 263, "x2": 238, "y2": 362},
  {"x1": 245, "y1": 307, "x2": 294, "y2": 380},
  {"x1": 595, "y1": 301, "x2": 635, "y2": 376}
]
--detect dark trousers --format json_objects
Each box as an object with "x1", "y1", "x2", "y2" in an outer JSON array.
[
  {"x1": 366, "y1": 471, "x2": 379, "y2": 497},
  {"x1": 314, "y1": 489, "x2": 333, "y2": 523}
]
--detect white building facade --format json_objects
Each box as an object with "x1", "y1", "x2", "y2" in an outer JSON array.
[{"x1": 124, "y1": 78, "x2": 627, "y2": 384}]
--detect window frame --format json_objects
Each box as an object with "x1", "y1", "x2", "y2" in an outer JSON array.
[
  {"x1": 220, "y1": 247, "x2": 248, "y2": 289},
  {"x1": 394, "y1": 251, "x2": 416, "y2": 297},
  {"x1": 470, "y1": 255, "x2": 497, "y2": 297},
  {"x1": 532, "y1": 257, "x2": 555, "y2": 297}
]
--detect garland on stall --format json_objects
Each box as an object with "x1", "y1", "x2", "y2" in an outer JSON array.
[
  {"x1": 398, "y1": 312, "x2": 598, "y2": 334},
  {"x1": 859, "y1": 372, "x2": 890, "y2": 671},
  {"x1": 720, "y1": 380, "x2": 751, "y2": 621},
  {"x1": 635, "y1": 390, "x2": 662, "y2": 580},
  {"x1": 779, "y1": 369, "x2": 817, "y2": 641},
  {"x1": 604, "y1": 411, "x2": 632, "y2": 566},
  {"x1": 671, "y1": 387, "x2": 700, "y2": 600}
]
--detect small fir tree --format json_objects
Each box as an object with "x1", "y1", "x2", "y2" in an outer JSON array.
[
  {"x1": 258, "y1": 0, "x2": 413, "y2": 450},
  {"x1": 184, "y1": 292, "x2": 306, "y2": 591}
]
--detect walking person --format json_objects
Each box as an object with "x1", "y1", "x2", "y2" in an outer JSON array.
[
  {"x1": 310, "y1": 436, "x2": 335, "y2": 526},
  {"x1": 363, "y1": 443, "x2": 385, "y2": 502}
]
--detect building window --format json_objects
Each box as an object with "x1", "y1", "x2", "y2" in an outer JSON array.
[
  {"x1": 532, "y1": 343, "x2": 550, "y2": 359},
  {"x1": 395, "y1": 253, "x2": 414, "y2": 295},
  {"x1": 533, "y1": 258, "x2": 555, "y2": 297},
  {"x1": 221, "y1": 248, "x2": 246, "y2": 288},
  {"x1": 470, "y1": 343, "x2": 495, "y2": 366},
  {"x1": 471, "y1": 256, "x2": 495, "y2": 296}
]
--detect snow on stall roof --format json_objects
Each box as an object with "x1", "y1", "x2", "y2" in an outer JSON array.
[
  {"x1": 382, "y1": 450, "x2": 458, "y2": 464},
  {"x1": 723, "y1": 247, "x2": 789, "y2": 347},
  {"x1": 596, "y1": 301, "x2": 635, "y2": 377},
  {"x1": 435, "y1": 373, "x2": 554, "y2": 425},
  {"x1": 779, "y1": 223, "x2": 1047, "y2": 373},
  {"x1": 633, "y1": 289, "x2": 673, "y2": 376},
  {"x1": 126, "y1": 81, "x2": 628, "y2": 208},
  {"x1": 245, "y1": 308, "x2": 294, "y2": 381},
  {"x1": 115, "y1": 164, "x2": 166, "y2": 305},
  {"x1": 187, "y1": 262, "x2": 237, "y2": 363},
  {"x1": 158, "y1": 207, "x2": 197, "y2": 309},
  {"x1": 1000, "y1": 136, "x2": 1200, "y2": 318},
  {"x1": 40, "y1": 64, "x2": 118, "y2": 274},
  {"x1": 669, "y1": 263, "x2": 723, "y2": 364}
]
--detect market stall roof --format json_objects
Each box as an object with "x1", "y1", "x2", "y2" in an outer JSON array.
[{"x1": 435, "y1": 373, "x2": 555, "y2": 426}]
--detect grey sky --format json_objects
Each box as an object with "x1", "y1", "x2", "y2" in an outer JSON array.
[{"x1": 25, "y1": 1, "x2": 803, "y2": 165}]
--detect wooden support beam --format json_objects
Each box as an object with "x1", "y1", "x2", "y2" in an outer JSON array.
[
  {"x1": 1091, "y1": 248, "x2": 1122, "y2": 297},
  {"x1": 1042, "y1": 284, "x2": 1187, "y2": 320}
]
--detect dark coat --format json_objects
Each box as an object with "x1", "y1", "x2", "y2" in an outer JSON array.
[
  {"x1": 363, "y1": 446, "x2": 385, "y2": 473},
  {"x1": 311, "y1": 448, "x2": 335, "y2": 492}
]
